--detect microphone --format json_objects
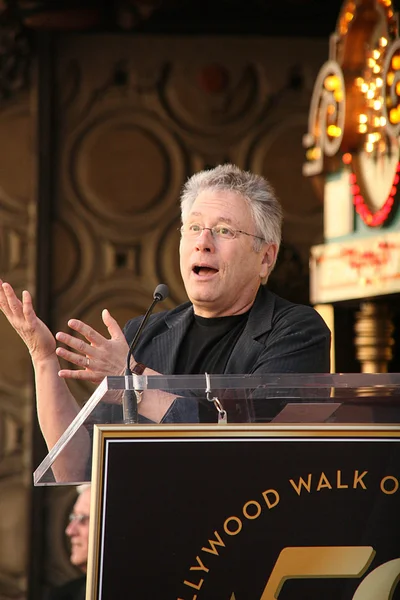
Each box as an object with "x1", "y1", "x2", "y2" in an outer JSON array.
[{"x1": 123, "y1": 284, "x2": 169, "y2": 424}]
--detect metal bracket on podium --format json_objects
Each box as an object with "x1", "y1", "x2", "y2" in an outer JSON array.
[{"x1": 205, "y1": 372, "x2": 227, "y2": 424}]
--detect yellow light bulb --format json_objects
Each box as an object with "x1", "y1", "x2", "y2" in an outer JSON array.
[
  {"x1": 380, "y1": 116, "x2": 387, "y2": 126},
  {"x1": 387, "y1": 71, "x2": 395, "y2": 85},
  {"x1": 324, "y1": 75, "x2": 340, "y2": 91},
  {"x1": 359, "y1": 124, "x2": 367, "y2": 133},
  {"x1": 334, "y1": 90, "x2": 343, "y2": 102},
  {"x1": 392, "y1": 56, "x2": 400, "y2": 70},
  {"x1": 376, "y1": 77, "x2": 383, "y2": 87},
  {"x1": 368, "y1": 132, "x2": 380, "y2": 141},
  {"x1": 306, "y1": 148, "x2": 315, "y2": 160},
  {"x1": 361, "y1": 83, "x2": 369, "y2": 93},
  {"x1": 365, "y1": 142, "x2": 374, "y2": 153},
  {"x1": 373, "y1": 49, "x2": 381, "y2": 60},
  {"x1": 390, "y1": 108, "x2": 400, "y2": 123},
  {"x1": 380, "y1": 37, "x2": 388, "y2": 47},
  {"x1": 374, "y1": 100, "x2": 382, "y2": 110},
  {"x1": 327, "y1": 125, "x2": 341, "y2": 137},
  {"x1": 359, "y1": 114, "x2": 368, "y2": 123},
  {"x1": 306, "y1": 148, "x2": 321, "y2": 160}
]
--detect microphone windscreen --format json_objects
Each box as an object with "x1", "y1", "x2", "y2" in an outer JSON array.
[{"x1": 153, "y1": 283, "x2": 169, "y2": 301}]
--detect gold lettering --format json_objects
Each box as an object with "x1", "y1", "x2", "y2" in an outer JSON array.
[
  {"x1": 353, "y1": 470, "x2": 368, "y2": 489},
  {"x1": 243, "y1": 500, "x2": 262, "y2": 520},
  {"x1": 337, "y1": 470, "x2": 349, "y2": 489},
  {"x1": 289, "y1": 474, "x2": 312, "y2": 495},
  {"x1": 184, "y1": 578, "x2": 204, "y2": 591},
  {"x1": 262, "y1": 489, "x2": 280, "y2": 508},
  {"x1": 316, "y1": 472, "x2": 332, "y2": 491},
  {"x1": 190, "y1": 556, "x2": 209, "y2": 573},
  {"x1": 224, "y1": 516, "x2": 242, "y2": 536},
  {"x1": 201, "y1": 531, "x2": 226, "y2": 555},
  {"x1": 352, "y1": 557, "x2": 400, "y2": 599},
  {"x1": 380, "y1": 475, "x2": 399, "y2": 495},
  {"x1": 260, "y1": 546, "x2": 375, "y2": 599}
]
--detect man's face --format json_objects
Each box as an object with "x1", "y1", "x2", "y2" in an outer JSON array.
[
  {"x1": 180, "y1": 189, "x2": 276, "y2": 317},
  {"x1": 65, "y1": 488, "x2": 91, "y2": 573}
]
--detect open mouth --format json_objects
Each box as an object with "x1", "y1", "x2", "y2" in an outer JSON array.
[{"x1": 193, "y1": 266, "x2": 218, "y2": 275}]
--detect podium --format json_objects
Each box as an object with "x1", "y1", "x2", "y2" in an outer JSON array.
[{"x1": 34, "y1": 374, "x2": 400, "y2": 599}]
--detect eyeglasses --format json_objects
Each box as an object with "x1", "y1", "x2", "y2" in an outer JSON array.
[
  {"x1": 68, "y1": 513, "x2": 90, "y2": 525},
  {"x1": 180, "y1": 223, "x2": 265, "y2": 242}
]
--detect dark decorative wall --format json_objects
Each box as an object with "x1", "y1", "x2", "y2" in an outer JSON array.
[{"x1": 0, "y1": 28, "x2": 327, "y2": 599}]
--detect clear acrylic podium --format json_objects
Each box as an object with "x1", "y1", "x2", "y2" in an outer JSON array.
[
  {"x1": 33, "y1": 373, "x2": 400, "y2": 599},
  {"x1": 33, "y1": 373, "x2": 400, "y2": 485}
]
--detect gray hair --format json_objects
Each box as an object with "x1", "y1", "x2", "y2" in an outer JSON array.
[{"x1": 180, "y1": 164, "x2": 282, "y2": 275}]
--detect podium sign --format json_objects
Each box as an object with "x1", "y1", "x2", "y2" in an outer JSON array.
[{"x1": 87, "y1": 424, "x2": 400, "y2": 599}]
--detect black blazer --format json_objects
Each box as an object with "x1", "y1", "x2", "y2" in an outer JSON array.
[{"x1": 123, "y1": 286, "x2": 331, "y2": 375}]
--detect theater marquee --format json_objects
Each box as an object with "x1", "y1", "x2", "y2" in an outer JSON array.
[{"x1": 303, "y1": 0, "x2": 400, "y2": 304}]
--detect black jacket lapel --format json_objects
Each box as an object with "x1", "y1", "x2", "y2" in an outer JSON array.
[
  {"x1": 150, "y1": 304, "x2": 194, "y2": 374},
  {"x1": 224, "y1": 286, "x2": 274, "y2": 374}
]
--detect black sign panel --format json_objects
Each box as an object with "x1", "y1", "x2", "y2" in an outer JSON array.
[{"x1": 88, "y1": 425, "x2": 400, "y2": 600}]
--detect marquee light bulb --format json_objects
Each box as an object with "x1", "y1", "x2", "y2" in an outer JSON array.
[
  {"x1": 327, "y1": 125, "x2": 341, "y2": 137},
  {"x1": 324, "y1": 75, "x2": 340, "y2": 91},
  {"x1": 392, "y1": 56, "x2": 400, "y2": 70}
]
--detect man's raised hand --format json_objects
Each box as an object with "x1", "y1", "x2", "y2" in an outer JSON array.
[{"x1": 56, "y1": 309, "x2": 130, "y2": 384}]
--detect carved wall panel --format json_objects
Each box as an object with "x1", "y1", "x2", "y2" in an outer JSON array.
[
  {"x1": 53, "y1": 35, "x2": 327, "y2": 335},
  {"x1": 40, "y1": 33, "x2": 328, "y2": 592},
  {"x1": 0, "y1": 97, "x2": 35, "y2": 600}
]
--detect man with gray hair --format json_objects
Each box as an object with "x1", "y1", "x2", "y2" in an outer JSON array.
[{"x1": 0, "y1": 164, "x2": 330, "y2": 435}]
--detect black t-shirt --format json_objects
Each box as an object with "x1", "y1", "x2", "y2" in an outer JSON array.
[{"x1": 174, "y1": 311, "x2": 249, "y2": 375}]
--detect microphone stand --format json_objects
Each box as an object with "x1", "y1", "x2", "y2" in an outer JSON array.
[{"x1": 123, "y1": 285, "x2": 168, "y2": 424}]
